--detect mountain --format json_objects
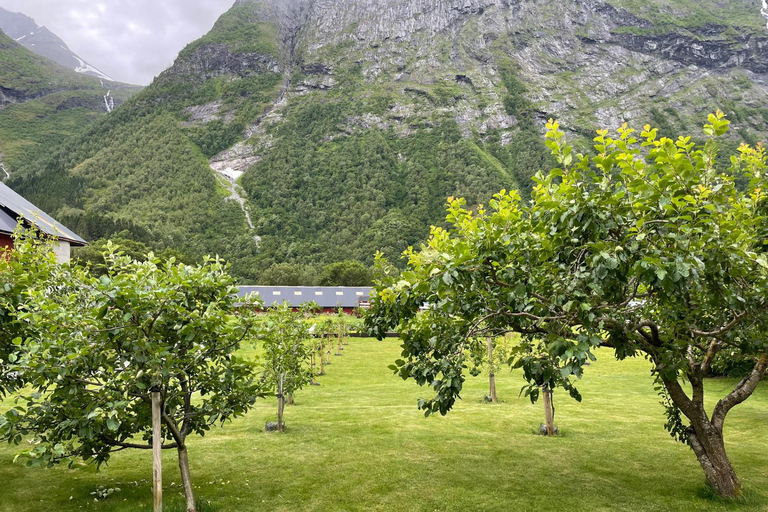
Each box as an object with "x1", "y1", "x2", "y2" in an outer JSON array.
[
  {"x1": 0, "y1": 7, "x2": 114, "y2": 81},
  {"x1": 0, "y1": 28, "x2": 142, "y2": 180},
  {"x1": 9, "y1": 0, "x2": 768, "y2": 283}
]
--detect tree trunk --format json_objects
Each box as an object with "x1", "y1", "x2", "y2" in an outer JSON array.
[
  {"x1": 336, "y1": 324, "x2": 342, "y2": 355},
  {"x1": 325, "y1": 335, "x2": 332, "y2": 365},
  {"x1": 310, "y1": 352, "x2": 316, "y2": 384},
  {"x1": 687, "y1": 421, "x2": 742, "y2": 497},
  {"x1": 176, "y1": 445, "x2": 196, "y2": 512},
  {"x1": 542, "y1": 385, "x2": 555, "y2": 436},
  {"x1": 151, "y1": 391, "x2": 163, "y2": 512},
  {"x1": 277, "y1": 373, "x2": 285, "y2": 432},
  {"x1": 487, "y1": 337, "x2": 498, "y2": 403}
]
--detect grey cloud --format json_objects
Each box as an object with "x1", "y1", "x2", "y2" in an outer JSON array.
[{"x1": 0, "y1": 0, "x2": 235, "y2": 84}]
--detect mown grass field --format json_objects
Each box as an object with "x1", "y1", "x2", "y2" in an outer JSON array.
[{"x1": 0, "y1": 338, "x2": 766, "y2": 512}]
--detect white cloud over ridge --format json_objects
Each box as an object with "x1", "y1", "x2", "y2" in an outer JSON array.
[{"x1": 0, "y1": 0, "x2": 235, "y2": 85}]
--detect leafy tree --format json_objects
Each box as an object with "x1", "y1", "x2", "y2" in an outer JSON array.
[
  {"x1": 366, "y1": 113, "x2": 768, "y2": 498},
  {"x1": 468, "y1": 335, "x2": 514, "y2": 404},
  {"x1": 257, "y1": 262, "x2": 320, "y2": 285},
  {"x1": 318, "y1": 260, "x2": 373, "y2": 287},
  {"x1": 0, "y1": 228, "x2": 59, "y2": 397},
  {"x1": 258, "y1": 303, "x2": 313, "y2": 431},
  {"x1": 72, "y1": 236, "x2": 191, "y2": 276},
  {"x1": 0, "y1": 246, "x2": 263, "y2": 512}
]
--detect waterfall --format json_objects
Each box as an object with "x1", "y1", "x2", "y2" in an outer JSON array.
[
  {"x1": 763, "y1": 0, "x2": 768, "y2": 29},
  {"x1": 103, "y1": 90, "x2": 114, "y2": 113}
]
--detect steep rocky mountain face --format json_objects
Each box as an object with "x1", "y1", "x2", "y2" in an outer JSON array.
[
  {"x1": 0, "y1": 7, "x2": 114, "y2": 81},
  {"x1": 11, "y1": 0, "x2": 768, "y2": 282},
  {"x1": 0, "y1": 30, "x2": 141, "y2": 177}
]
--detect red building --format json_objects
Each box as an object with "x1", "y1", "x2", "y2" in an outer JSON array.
[
  {"x1": 237, "y1": 286, "x2": 371, "y2": 314},
  {"x1": 0, "y1": 182, "x2": 87, "y2": 261}
]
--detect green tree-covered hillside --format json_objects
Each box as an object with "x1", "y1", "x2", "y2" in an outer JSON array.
[
  {"x1": 0, "y1": 31, "x2": 141, "y2": 172},
  {"x1": 6, "y1": 0, "x2": 768, "y2": 281}
]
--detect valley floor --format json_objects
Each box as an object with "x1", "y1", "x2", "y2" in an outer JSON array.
[{"x1": 0, "y1": 340, "x2": 766, "y2": 511}]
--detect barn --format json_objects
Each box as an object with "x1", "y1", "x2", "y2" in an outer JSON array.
[
  {"x1": 237, "y1": 286, "x2": 371, "y2": 314},
  {"x1": 0, "y1": 182, "x2": 87, "y2": 262}
]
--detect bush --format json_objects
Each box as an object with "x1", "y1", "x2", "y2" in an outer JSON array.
[{"x1": 709, "y1": 350, "x2": 760, "y2": 378}]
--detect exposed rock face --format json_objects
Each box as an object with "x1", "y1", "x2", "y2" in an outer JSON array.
[
  {"x1": 203, "y1": 0, "x2": 768, "y2": 146},
  {"x1": 13, "y1": 0, "x2": 768, "y2": 275},
  {"x1": 162, "y1": 44, "x2": 281, "y2": 79},
  {"x1": 160, "y1": 0, "x2": 767, "y2": 233}
]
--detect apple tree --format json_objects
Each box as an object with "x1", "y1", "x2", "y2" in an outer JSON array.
[
  {"x1": 366, "y1": 113, "x2": 768, "y2": 498},
  {"x1": 1, "y1": 246, "x2": 263, "y2": 512}
]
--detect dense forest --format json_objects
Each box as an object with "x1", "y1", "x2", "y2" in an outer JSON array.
[{"x1": 3, "y1": 0, "x2": 768, "y2": 283}]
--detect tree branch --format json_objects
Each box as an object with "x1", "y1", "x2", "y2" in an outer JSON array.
[
  {"x1": 711, "y1": 353, "x2": 768, "y2": 432},
  {"x1": 688, "y1": 312, "x2": 746, "y2": 338},
  {"x1": 98, "y1": 435, "x2": 178, "y2": 450}
]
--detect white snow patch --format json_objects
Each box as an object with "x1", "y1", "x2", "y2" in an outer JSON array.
[
  {"x1": 72, "y1": 54, "x2": 115, "y2": 82},
  {"x1": 221, "y1": 168, "x2": 244, "y2": 181}
]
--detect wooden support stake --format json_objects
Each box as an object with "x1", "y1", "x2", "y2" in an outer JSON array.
[
  {"x1": 487, "y1": 337, "x2": 498, "y2": 403},
  {"x1": 151, "y1": 390, "x2": 163, "y2": 512},
  {"x1": 543, "y1": 385, "x2": 555, "y2": 436}
]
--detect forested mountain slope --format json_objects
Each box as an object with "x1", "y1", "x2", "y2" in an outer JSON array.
[
  {"x1": 9, "y1": 0, "x2": 768, "y2": 282},
  {"x1": 0, "y1": 30, "x2": 140, "y2": 176}
]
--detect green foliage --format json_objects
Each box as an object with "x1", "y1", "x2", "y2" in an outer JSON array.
[
  {"x1": 708, "y1": 351, "x2": 761, "y2": 379},
  {"x1": 6, "y1": 28, "x2": 284, "y2": 282},
  {"x1": 258, "y1": 303, "x2": 314, "y2": 426},
  {"x1": 490, "y1": 65, "x2": 556, "y2": 198},
  {"x1": 72, "y1": 237, "x2": 191, "y2": 276},
  {"x1": 367, "y1": 113, "x2": 768, "y2": 496},
  {"x1": 0, "y1": 33, "x2": 141, "y2": 171},
  {"x1": 177, "y1": 4, "x2": 279, "y2": 59},
  {"x1": 657, "y1": 385, "x2": 690, "y2": 445},
  {"x1": 0, "y1": 32, "x2": 99, "y2": 96},
  {"x1": 10, "y1": 112, "x2": 260, "y2": 280},
  {"x1": 318, "y1": 260, "x2": 372, "y2": 286},
  {"x1": 243, "y1": 98, "x2": 516, "y2": 267},
  {"x1": 257, "y1": 262, "x2": 321, "y2": 285},
  {"x1": 1, "y1": 339, "x2": 768, "y2": 510},
  {"x1": 500, "y1": 71, "x2": 534, "y2": 123},
  {"x1": 0, "y1": 246, "x2": 263, "y2": 507},
  {"x1": 0, "y1": 228, "x2": 59, "y2": 397},
  {"x1": 607, "y1": 0, "x2": 766, "y2": 31}
]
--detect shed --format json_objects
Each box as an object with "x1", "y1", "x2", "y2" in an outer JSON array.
[
  {"x1": 237, "y1": 286, "x2": 371, "y2": 313},
  {"x1": 0, "y1": 182, "x2": 87, "y2": 262}
]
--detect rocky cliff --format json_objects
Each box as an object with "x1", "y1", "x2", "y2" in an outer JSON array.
[{"x1": 10, "y1": 0, "x2": 768, "y2": 281}]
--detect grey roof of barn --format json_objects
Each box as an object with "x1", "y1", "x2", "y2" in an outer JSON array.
[
  {"x1": 0, "y1": 182, "x2": 86, "y2": 245},
  {"x1": 237, "y1": 286, "x2": 371, "y2": 308}
]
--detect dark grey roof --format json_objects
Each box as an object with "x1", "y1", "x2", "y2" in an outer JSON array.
[
  {"x1": 237, "y1": 286, "x2": 371, "y2": 308},
  {"x1": 0, "y1": 208, "x2": 19, "y2": 234},
  {"x1": 0, "y1": 182, "x2": 86, "y2": 245}
]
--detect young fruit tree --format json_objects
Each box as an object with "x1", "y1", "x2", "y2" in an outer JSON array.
[
  {"x1": 300, "y1": 302, "x2": 322, "y2": 385},
  {"x1": 0, "y1": 247, "x2": 263, "y2": 512},
  {"x1": 335, "y1": 309, "x2": 349, "y2": 355},
  {"x1": 366, "y1": 113, "x2": 768, "y2": 498},
  {"x1": 258, "y1": 303, "x2": 313, "y2": 432},
  {"x1": 468, "y1": 335, "x2": 513, "y2": 405}
]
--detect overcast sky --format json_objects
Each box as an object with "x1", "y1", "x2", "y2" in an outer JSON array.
[{"x1": 0, "y1": 0, "x2": 235, "y2": 85}]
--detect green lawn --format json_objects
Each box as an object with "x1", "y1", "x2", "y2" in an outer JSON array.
[{"x1": 0, "y1": 339, "x2": 766, "y2": 511}]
